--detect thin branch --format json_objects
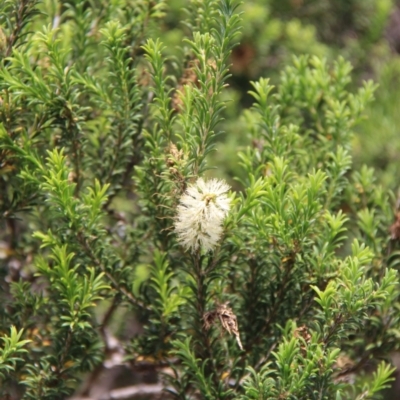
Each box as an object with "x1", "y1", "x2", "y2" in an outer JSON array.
[{"x1": 77, "y1": 232, "x2": 150, "y2": 311}]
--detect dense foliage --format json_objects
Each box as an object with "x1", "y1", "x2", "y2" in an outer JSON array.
[{"x1": 1, "y1": 0, "x2": 400, "y2": 399}]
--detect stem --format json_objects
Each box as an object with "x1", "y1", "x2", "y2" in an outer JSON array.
[
  {"x1": 77, "y1": 231, "x2": 150, "y2": 311},
  {"x1": 58, "y1": 328, "x2": 73, "y2": 373},
  {"x1": 71, "y1": 128, "x2": 82, "y2": 195},
  {"x1": 322, "y1": 313, "x2": 345, "y2": 346},
  {"x1": 5, "y1": 0, "x2": 36, "y2": 58},
  {"x1": 192, "y1": 251, "x2": 221, "y2": 395},
  {"x1": 245, "y1": 252, "x2": 296, "y2": 351}
]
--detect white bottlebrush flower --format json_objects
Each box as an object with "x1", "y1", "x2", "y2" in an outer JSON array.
[{"x1": 174, "y1": 178, "x2": 231, "y2": 252}]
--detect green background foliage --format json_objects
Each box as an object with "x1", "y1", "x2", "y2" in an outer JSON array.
[{"x1": 1, "y1": 0, "x2": 400, "y2": 399}]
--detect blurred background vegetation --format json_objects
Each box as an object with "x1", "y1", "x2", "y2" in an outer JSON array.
[
  {"x1": 30, "y1": 0, "x2": 400, "y2": 189},
  {"x1": 149, "y1": 0, "x2": 400, "y2": 190}
]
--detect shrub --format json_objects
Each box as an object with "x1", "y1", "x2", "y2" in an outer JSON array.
[{"x1": 0, "y1": 1, "x2": 399, "y2": 399}]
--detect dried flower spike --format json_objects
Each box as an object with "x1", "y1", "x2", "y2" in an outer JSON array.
[
  {"x1": 174, "y1": 178, "x2": 231, "y2": 252},
  {"x1": 203, "y1": 303, "x2": 243, "y2": 350}
]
